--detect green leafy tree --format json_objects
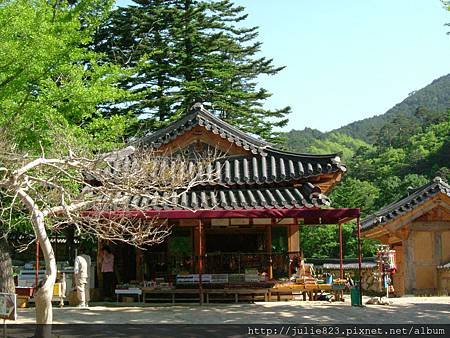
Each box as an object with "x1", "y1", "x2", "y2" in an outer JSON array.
[
  {"x1": 301, "y1": 225, "x2": 340, "y2": 259},
  {"x1": 301, "y1": 223, "x2": 376, "y2": 259},
  {"x1": 330, "y1": 177, "x2": 380, "y2": 217},
  {"x1": 0, "y1": 0, "x2": 131, "y2": 325},
  {"x1": 0, "y1": 0, "x2": 131, "y2": 153},
  {"x1": 94, "y1": 0, "x2": 291, "y2": 143}
]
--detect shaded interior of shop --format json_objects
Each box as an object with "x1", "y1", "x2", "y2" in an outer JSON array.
[{"x1": 110, "y1": 221, "x2": 298, "y2": 284}]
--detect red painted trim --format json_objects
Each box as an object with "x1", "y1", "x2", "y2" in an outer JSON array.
[{"x1": 83, "y1": 208, "x2": 360, "y2": 224}]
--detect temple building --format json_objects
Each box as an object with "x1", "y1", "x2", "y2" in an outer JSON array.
[
  {"x1": 105, "y1": 104, "x2": 360, "y2": 283},
  {"x1": 362, "y1": 177, "x2": 450, "y2": 295}
]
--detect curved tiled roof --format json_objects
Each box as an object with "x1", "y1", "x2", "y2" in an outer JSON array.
[
  {"x1": 125, "y1": 185, "x2": 330, "y2": 211},
  {"x1": 106, "y1": 151, "x2": 343, "y2": 188},
  {"x1": 139, "y1": 104, "x2": 345, "y2": 168},
  {"x1": 139, "y1": 103, "x2": 270, "y2": 154},
  {"x1": 124, "y1": 104, "x2": 346, "y2": 187},
  {"x1": 212, "y1": 152, "x2": 342, "y2": 186},
  {"x1": 361, "y1": 177, "x2": 450, "y2": 231},
  {"x1": 100, "y1": 104, "x2": 348, "y2": 212}
]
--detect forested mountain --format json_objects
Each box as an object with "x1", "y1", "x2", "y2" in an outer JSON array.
[
  {"x1": 335, "y1": 73, "x2": 450, "y2": 142},
  {"x1": 290, "y1": 75, "x2": 450, "y2": 259},
  {"x1": 286, "y1": 73, "x2": 450, "y2": 150}
]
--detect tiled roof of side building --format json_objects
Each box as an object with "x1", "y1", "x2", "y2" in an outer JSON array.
[{"x1": 361, "y1": 177, "x2": 450, "y2": 231}]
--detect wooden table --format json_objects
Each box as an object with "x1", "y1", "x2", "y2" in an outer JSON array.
[
  {"x1": 142, "y1": 288, "x2": 269, "y2": 304},
  {"x1": 115, "y1": 288, "x2": 143, "y2": 303},
  {"x1": 205, "y1": 288, "x2": 269, "y2": 303},
  {"x1": 270, "y1": 284, "x2": 335, "y2": 301},
  {"x1": 142, "y1": 288, "x2": 201, "y2": 303},
  {"x1": 269, "y1": 287, "x2": 295, "y2": 301}
]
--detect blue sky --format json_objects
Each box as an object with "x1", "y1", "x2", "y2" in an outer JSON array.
[{"x1": 116, "y1": 0, "x2": 450, "y2": 132}]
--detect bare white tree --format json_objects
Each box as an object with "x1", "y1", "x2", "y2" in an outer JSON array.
[{"x1": 0, "y1": 139, "x2": 217, "y2": 325}]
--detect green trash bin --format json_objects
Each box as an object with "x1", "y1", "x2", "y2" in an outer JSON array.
[{"x1": 350, "y1": 287, "x2": 362, "y2": 306}]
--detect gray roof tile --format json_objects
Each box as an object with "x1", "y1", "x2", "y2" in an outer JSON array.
[
  {"x1": 101, "y1": 104, "x2": 349, "y2": 212},
  {"x1": 126, "y1": 186, "x2": 330, "y2": 211},
  {"x1": 362, "y1": 177, "x2": 450, "y2": 231}
]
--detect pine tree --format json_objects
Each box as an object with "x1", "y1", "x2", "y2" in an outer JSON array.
[{"x1": 94, "y1": 0, "x2": 290, "y2": 143}]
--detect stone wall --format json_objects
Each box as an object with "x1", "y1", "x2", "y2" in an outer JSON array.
[
  {"x1": 323, "y1": 268, "x2": 381, "y2": 293},
  {"x1": 437, "y1": 269, "x2": 450, "y2": 295}
]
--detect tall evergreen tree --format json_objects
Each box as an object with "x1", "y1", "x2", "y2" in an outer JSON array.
[{"x1": 94, "y1": 0, "x2": 291, "y2": 143}]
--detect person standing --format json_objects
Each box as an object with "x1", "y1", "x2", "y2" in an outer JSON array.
[
  {"x1": 74, "y1": 248, "x2": 91, "y2": 308},
  {"x1": 101, "y1": 245, "x2": 114, "y2": 301}
]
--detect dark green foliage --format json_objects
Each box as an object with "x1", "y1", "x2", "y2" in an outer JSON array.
[
  {"x1": 285, "y1": 128, "x2": 325, "y2": 152},
  {"x1": 301, "y1": 223, "x2": 376, "y2": 259},
  {"x1": 301, "y1": 176, "x2": 381, "y2": 259},
  {"x1": 301, "y1": 225, "x2": 339, "y2": 259},
  {"x1": 285, "y1": 129, "x2": 370, "y2": 162},
  {"x1": 94, "y1": 0, "x2": 290, "y2": 143},
  {"x1": 329, "y1": 177, "x2": 380, "y2": 217},
  {"x1": 335, "y1": 74, "x2": 450, "y2": 143}
]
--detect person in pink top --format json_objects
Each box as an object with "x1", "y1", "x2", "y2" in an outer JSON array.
[{"x1": 100, "y1": 245, "x2": 115, "y2": 301}]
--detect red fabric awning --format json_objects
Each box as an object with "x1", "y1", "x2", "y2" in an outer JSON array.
[{"x1": 85, "y1": 207, "x2": 360, "y2": 225}]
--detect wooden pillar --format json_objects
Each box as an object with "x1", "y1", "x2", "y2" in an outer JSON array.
[
  {"x1": 357, "y1": 216, "x2": 363, "y2": 306},
  {"x1": 97, "y1": 239, "x2": 103, "y2": 287},
  {"x1": 404, "y1": 233, "x2": 415, "y2": 293},
  {"x1": 392, "y1": 243, "x2": 405, "y2": 295},
  {"x1": 434, "y1": 231, "x2": 442, "y2": 290},
  {"x1": 136, "y1": 248, "x2": 144, "y2": 282},
  {"x1": 339, "y1": 223, "x2": 344, "y2": 279},
  {"x1": 198, "y1": 219, "x2": 205, "y2": 305},
  {"x1": 287, "y1": 224, "x2": 300, "y2": 254},
  {"x1": 287, "y1": 223, "x2": 300, "y2": 278},
  {"x1": 194, "y1": 225, "x2": 200, "y2": 273},
  {"x1": 265, "y1": 225, "x2": 273, "y2": 279},
  {"x1": 193, "y1": 222, "x2": 205, "y2": 273}
]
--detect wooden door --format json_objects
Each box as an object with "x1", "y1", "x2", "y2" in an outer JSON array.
[
  {"x1": 392, "y1": 244, "x2": 405, "y2": 295},
  {"x1": 413, "y1": 231, "x2": 437, "y2": 291}
]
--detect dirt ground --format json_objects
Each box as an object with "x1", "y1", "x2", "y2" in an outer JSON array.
[{"x1": 11, "y1": 296, "x2": 450, "y2": 324}]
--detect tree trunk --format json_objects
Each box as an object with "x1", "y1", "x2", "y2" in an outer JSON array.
[
  {"x1": 0, "y1": 235, "x2": 15, "y2": 293},
  {"x1": 32, "y1": 210, "x2": 57, "y2": 325},
  {"x1": 18, "y1": 189, "x2": 57, "y2": 325},
  {"x1": 34, "y1": 280, "x2": 54, "y2": 324}
]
